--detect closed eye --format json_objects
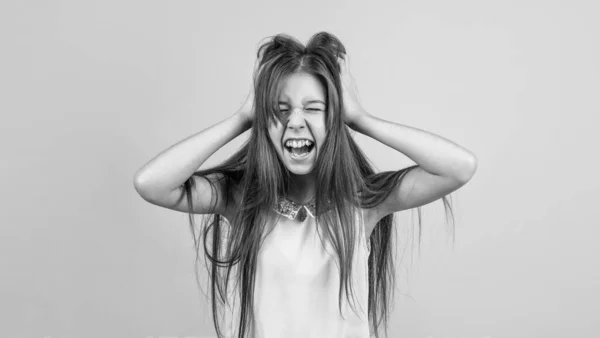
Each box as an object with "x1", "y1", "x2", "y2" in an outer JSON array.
[{"x1": 278, "y1": 109, "x2": 323, "y2": 112}]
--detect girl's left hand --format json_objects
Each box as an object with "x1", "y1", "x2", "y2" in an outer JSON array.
[{"x1": 337, "y1": 54, "x2": 366, "y2": 127}]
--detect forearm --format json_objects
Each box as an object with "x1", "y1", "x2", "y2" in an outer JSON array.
[
  {"x1": 133, "y1": 111, "x2": 251, "y2": 195},
  {"x1": 350, "y1": 112, "x2": 477, "y2": 181}
]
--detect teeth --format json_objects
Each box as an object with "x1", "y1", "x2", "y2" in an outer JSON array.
[{"x1": 285, "y1": 139, "x2": 313, "y2": 148}]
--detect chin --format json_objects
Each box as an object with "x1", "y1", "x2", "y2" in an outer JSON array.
[
  {"x1": 283, "y1": 157, "x2": 316, "y2": 176},
  {"x1": 287, "y1": 166, "x2": 315, "y2": 176}
]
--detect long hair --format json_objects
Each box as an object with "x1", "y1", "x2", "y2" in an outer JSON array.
[{"x1": 180, "y1": 32, "x2": 455, "y2": 338}]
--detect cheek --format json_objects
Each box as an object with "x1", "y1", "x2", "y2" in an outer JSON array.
[
  {"x1": 307, "y1": 115, "x2": 327, "y2": 140},
  {"x1": 313, "y1": 125, "x2": 327, "y2": 148},
  {"x1": 267, "y1": 126, "x2": 284, "y2": 151}
]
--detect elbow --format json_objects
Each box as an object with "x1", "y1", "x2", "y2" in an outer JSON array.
[
  {"x1": 458, "y1": 155, "x2": 478, "y2": 183},
  {"x1": 133, "y1": 170, "x2": 180, "y2": 202},
  {"x1": 133, "y1": 174, "x2": 160, "y2": 204},
  {"x1": 133, "y1": 170, "x2": 151, "y2": 197}
]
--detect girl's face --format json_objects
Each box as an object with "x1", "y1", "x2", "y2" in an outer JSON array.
[{"x1": 268, "y1": 72, "x2": 327, "y2": 176}]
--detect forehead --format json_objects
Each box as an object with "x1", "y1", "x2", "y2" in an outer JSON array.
[{"x1": 278, "y1": 72, "x2": 326, "y2": 103}]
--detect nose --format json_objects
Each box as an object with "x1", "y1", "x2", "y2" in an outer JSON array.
[{"x1": 286, "y1": 107, "x2": 307, "y2": 130}]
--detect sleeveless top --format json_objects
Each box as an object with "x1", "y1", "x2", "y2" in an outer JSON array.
[{"x1": 217, "y1": 199, "x2": 372, "y2": 338}]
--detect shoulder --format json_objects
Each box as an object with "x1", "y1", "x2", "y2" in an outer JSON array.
[
  {"x1": 356, "y1": 191, "x2": 378, "y2": 239},
  {"x1": 358, "y1": 202, "x2": 379, "y2": 238},
  {"x1": 361, "y1": 206, "x2": 378, "y2": 239}
]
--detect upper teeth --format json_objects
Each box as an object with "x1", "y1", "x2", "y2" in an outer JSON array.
[{"x1": 285, "y1": 139, "x2": 313, "y2": 148}]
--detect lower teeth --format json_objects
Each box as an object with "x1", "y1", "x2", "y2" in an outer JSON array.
[{"x1": 290, "y1": 147, "x2": 311, "y2": 156}]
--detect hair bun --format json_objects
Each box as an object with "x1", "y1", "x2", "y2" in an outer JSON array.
[
  {"x1": 306, "y1": 32, "x2": 346, "y2": 60},
  {"x1": 255, "y1": 32, "x2": 347, "y2": 69},
  {"x1": 255, "y1": 34, "x2": 303, "y2": 67}
]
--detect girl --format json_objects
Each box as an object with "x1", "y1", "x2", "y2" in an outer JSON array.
[{"x1": 134, "y1": 32, "x2": 477, "y2": 338}]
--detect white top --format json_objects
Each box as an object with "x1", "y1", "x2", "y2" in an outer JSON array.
[{"x1": 218, "y1": 207, "x2": 372, "y2": 338}]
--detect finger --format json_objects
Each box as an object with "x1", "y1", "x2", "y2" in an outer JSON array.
[
  {"x1": 345, "y1": 55, "x2": 351, "y2": 73},
  {"x1": 337, "y1": 56, "x2": 347, "y2": 74},
  {"x1": 253, "y1": 56, "x2": 261, "y2": 73},
  {"x1": 253, "y1": 49, "x2": 265, "y2": 74},
  {"x1": 344, "y1": 55, "x2": 351, "y2": 74}
]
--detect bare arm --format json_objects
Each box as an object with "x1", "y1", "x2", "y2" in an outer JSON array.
[{"x1": 133, "y1": 111, "x2": 251, "y2": 216}]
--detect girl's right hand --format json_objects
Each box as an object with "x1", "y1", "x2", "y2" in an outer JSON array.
[{"x1": 237, "y1": 48, "x2": 265, "y2": 125}]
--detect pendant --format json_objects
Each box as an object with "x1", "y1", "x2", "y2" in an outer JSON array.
[{"x1": 297, "y1": 207, "x2": 307, "y2": 222}]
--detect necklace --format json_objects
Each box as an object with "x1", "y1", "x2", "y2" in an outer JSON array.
[{"x1": 272, "y1": 195, "x2": 332, "y2": 222}]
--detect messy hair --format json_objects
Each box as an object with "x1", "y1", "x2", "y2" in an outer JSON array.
[{"x1": 180, "y1": 32, "x2": 454, "y2": 338}]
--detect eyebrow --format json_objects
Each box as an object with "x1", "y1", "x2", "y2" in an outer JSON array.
[{"x1": 278, "y1": 99, "x2": 326, "y2": 105}]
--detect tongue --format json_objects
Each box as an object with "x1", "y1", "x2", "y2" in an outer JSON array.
[{"x1": 291, "y1": 146, "x2": 310, "y2": 155}]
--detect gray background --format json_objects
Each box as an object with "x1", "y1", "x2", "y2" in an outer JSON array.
[{"x1": 1, "y1": 1, "x2": 598, "y2": 338}]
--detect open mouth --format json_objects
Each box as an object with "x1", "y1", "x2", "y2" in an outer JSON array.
[{"x1": 284, "y1": 140, "x2": 315, "y2": 159}]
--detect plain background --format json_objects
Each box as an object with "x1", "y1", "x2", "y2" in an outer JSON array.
[{"x1": 1, "y1": 0, "x2": 598, "y2": 337}]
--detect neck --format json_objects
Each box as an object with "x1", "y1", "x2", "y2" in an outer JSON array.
[{"x1": 287, "y1": 171, "x2": 316, "y2": 204}]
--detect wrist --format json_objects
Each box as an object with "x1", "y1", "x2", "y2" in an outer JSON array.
[
  {"x1": 235, "y1": 110, "x2": 253, "y2": 130},
  {"x1": 348, "y1": 111, "x2": 369, "y2": 132}
]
